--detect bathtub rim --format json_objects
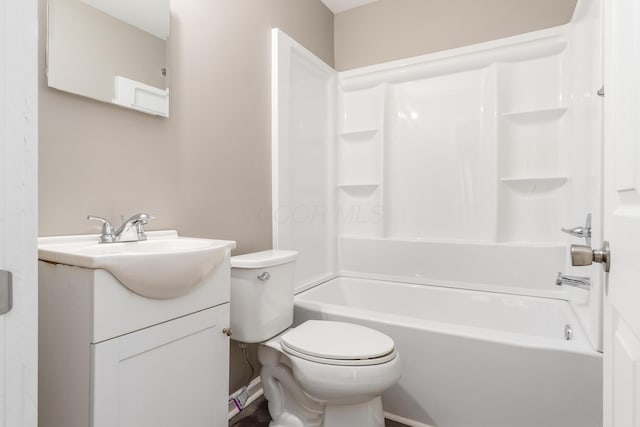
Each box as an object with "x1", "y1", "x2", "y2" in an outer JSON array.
[
  {"x1": 294, "y1": 275, "x2": 602, "y2": 358},
  {"x1": 334, "y1": 270, "x2": 575, "y2": 301}
]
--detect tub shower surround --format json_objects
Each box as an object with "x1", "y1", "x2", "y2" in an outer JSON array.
[
  {"x1": 272, "y1": 0, "x2": 602, "y2": 426},
  {"x1": 274, "y1": 0, "x2": 601, "y2": 341},
  {"x1": 333, "y1": 0, "x2": 604, "y2": 357},
  {"x1": 335, "y1": 14, "x2": 601, "y2": 298}
]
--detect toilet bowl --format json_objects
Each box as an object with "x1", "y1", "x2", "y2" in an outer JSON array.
[{"x1": 230, "y1": 250, "x2": 402, "y2": 427}]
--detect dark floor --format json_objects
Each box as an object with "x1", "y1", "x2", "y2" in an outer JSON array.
[
  {"x1": 229, "y1": 396, "x2": 408, "y2": 427},
  {"x1": 229, "y1": 397, "x2": 271, "y2": 427}
]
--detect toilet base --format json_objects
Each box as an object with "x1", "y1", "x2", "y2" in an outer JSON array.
[
  {"x1": 261, "y1": 357, "x2": 387, "y2": 427},
  {"x1": 323, "y1": 397, "x2": 385, "y2": 427},
  {"x1": 265, "y1": 392, "x2": 385, "y2": 427},
  {"x1": 261, "y1": 363, "x2": 323, "y2": 427}
]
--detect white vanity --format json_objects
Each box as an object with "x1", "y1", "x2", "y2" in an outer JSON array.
[{"x1": 38, "y1": 230, "x2": 236, "y2": 427}]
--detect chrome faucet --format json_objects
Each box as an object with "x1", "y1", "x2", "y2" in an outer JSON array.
[
  {"x1": 561, "y1": 213, "x2": 592, "y2": 246},
  {"x1": 555, "y1": 272, "x2": 591, "y2": 290},
  {"x1": 87, "y1": 213, "x2": 152, "y2": 243}
]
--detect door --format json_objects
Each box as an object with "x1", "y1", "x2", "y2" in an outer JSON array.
[
  {"x1": 91, "y1": 305, "x2": 230, "y2": 427},
  {"x1": 0, "y1": 1, "x2": 38, "y2": 426},
  {"x1": 603, "y1": 0, "x2": 640, "y2": 425}
]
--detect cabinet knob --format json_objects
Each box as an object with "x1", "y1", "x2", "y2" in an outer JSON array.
[{"x1": 222, "y1": 327, "x2": 232, "y2": 337}]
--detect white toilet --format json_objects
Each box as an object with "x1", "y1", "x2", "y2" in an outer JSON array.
[{"x1": 230, "y1": 250, "x2": 402, "y2": 427}]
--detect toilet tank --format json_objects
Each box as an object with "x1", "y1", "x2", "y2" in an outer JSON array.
[{"x1": 230, "y1": 250, "x2": 298, "y2": 343}]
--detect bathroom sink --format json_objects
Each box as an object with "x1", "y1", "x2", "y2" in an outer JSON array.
[{"x1": 38, "y1": 230, "x2": 236, "y2": 299}]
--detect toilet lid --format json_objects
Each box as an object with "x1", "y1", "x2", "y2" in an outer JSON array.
[{"x1": 280, "y1": 320, "x2": 396, "y2": 366}]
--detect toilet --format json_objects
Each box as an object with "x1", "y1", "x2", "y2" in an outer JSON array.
[{"x1": 230, "y1": 250, "x2": 402, "y2": 427}]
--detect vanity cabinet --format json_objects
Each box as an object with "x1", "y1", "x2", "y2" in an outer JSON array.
[
  {"x1": 92, "y1": 304, "x2": 229, "y2": 426},
  {"x1": 38, "y1": 258, "x2": 232, "y2": 427}
]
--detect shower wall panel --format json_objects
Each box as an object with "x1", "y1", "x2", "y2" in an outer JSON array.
[
  {"x1": 336, "y1": 15, "x2": 601, "y2": 298},
  {"x1": 272, "y1": 29, "x2": 337, "y2": 291},
  {"x1": 385, "y1": 68, "x2": 497, "y2": 241}
]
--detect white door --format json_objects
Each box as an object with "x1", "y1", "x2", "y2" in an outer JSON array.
[
  {"x1": 603, "y1": 0, "x2": 640, "y2": 425},
  {"x1": 0, "y1": 1, "x2": 38, "y2": 426}
]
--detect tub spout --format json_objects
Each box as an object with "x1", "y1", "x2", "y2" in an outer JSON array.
[{"x1": 555, "y1": 272, "x2": 590, "y2": 290}]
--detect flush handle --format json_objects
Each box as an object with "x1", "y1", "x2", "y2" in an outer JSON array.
[
  {"x1": 257, "y1": 272, "x2": 270, "y2": 281},
  {"x1": 570, "y1": 241, "x2": 611, "y2": 272},
  {"x1": 0, "y1": 270, "x2": 12, "y2": 315}
]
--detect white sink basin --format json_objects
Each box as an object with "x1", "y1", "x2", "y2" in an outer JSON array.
[{"x1": 38, "y1": 230, "x2": 236, "y2": 299}]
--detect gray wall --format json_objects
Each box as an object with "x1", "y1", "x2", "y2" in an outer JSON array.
[
  {"x1": 172, "y1": 1, "x2": 333, "y2": 255},
  {"x1": 335, "y1": 0, "x2": 578, "y2": 70}
]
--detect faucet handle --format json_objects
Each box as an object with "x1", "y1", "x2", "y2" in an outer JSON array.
[
  {"x1": 136, "y1": 213, "x2": 152, "y2": 224},
  {"x1": 133, "y1": 213, "x2": 153, "y2": 240},
  {"x1": 561, "y1": 213, "x2": 592, "y2": 245},
  {"x1": 87, "y1": 215, "x2": 116, "y2": 243},
  {"x1": 87, "y1": 215, "x2": 113, "y2": 230},
  {"x1": 561, "y1": 225, "x2": 591, "y2": 239}
]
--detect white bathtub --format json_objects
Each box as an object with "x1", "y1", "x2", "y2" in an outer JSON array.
[{"x1": 293, "y1": 277, "x2": 602, "y2": 427}]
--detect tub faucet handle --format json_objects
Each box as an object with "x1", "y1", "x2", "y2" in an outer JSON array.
[{"x1": 561, "y1": 213, "x2": 592, "y2": 246}]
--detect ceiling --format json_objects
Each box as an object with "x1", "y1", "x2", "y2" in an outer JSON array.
[{"x1": 320, "y1": 0, "x2": 379, "y2": 13}]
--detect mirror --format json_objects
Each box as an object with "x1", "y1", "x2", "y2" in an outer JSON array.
[{"x1": 47, "y1": 0, "x2": 170, "y2": 117}]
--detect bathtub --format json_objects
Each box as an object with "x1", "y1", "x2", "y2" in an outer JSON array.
[{"x1": 293, "y1": 277, "x2": 602, "y2": 427}]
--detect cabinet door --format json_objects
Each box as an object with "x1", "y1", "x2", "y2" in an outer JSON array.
[{"x1": 91, "y1": 304, "x2": 230, "y2": 427}]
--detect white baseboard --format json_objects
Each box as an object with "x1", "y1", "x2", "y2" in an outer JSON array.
[{"x1": 227, "y1": 377, "x2": 264, "y2": 419}]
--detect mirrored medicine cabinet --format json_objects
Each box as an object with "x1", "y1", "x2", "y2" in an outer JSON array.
[{"x1": 47, "y1": 0, "x2": 170, "y2": 117}]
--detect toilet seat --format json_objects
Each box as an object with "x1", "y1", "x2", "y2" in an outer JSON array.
[{"x1": 280, "y1": 320, "x2": 396, "y2": 366}]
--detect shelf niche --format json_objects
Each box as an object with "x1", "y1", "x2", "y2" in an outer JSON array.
[
  {"x1": 500, "y1": 176, "x2": 568, "y2": 193},
  {"x1": 338, "y1": 129, "x2": 379, "y2": 141}
]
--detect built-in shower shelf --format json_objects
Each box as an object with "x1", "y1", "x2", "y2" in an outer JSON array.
[
  {"x1": 500, "y1": 176, "x2": 568, "y2": 193},
  {"x1": 338, "y1": 183, "x2": 379, "y2": 194},
  {"x1": 500, "y1": 106, "x2": 568, "y2": 123},
  {"x1": 338, "y1": 129, "x2": 379, "y2": 141},
  {"x1": 338, "y1": 182, "x2": 379, "y2": 188}
]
